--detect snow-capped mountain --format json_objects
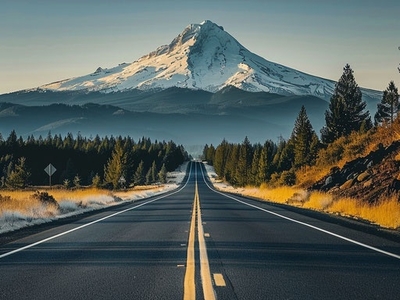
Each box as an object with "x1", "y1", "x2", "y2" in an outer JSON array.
[{"x1": 40, "y1": 20, "x2": 342, "y2": 99}]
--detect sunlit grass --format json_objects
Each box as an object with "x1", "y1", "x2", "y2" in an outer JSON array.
[
  {"x1": 228, "y1": 185, "x2": 400, "y2": 229},
  {"x1": 242, "y1": 184, "x2": 304, "y2": 204},
  {"x1": 0, "y1": 186, "x2": 162, "y2": 216},
  {"x1": 0, "y1": 191, "x2": 41, "y2": 214},
  {"x1": 327, "y1": 196, "x2": 400, "y2": 229}
]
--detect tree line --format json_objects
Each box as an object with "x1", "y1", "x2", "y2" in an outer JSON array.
[
  {"x1": 0, "y1": 132, "x2": 188, "y2": 189},
  {"x1": 204, "y1": 64, "x2": 399, "y2": 187}
]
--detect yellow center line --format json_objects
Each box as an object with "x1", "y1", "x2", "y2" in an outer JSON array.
[
  {"x1": 183, "y1": 186, "x2": 196, "y2": 300},
  {"x1": 196, "y1": 180, "x2": 216, "y2": 300}
]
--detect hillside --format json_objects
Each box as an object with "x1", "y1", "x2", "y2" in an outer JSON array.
[{"x1": 304, "y1": 127, "x2": 400, "y2": 204}]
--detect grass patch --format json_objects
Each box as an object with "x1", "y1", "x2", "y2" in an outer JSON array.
[
  {"x1": 227, "y1": 185, "x2": 400, "y2": 229},
  {"x1": 327, "y1": 196, "x2": 400, "y2": 229}
]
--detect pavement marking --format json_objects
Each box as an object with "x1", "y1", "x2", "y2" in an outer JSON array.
[
  {"x1": 196, "y1": 181, "x2": 216, "y2": 300},
  {"x1": 199, "y1": 163, "x2": 400, "y2": 261},
  {"x1": 213, "y1": 273, "x2": 226, "y2": 287},
  {"x1": 204, "y1": 233, "x2": 210, "y2": 237},
  {"x1": 183, "y1": 179, "x2": 197, "y2": 300},
  {"x1": 0, "y1": 163, "x2": 194, "y2": 260}
]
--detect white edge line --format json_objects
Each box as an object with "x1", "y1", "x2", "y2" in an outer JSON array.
[
  {"x1": 199, "y1": 164, "x2": 400, "y2": 260},
  {"x1": 0, "y1": 163, "x2": 193, "y2": 260}
]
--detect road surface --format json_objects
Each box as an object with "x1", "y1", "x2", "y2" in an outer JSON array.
[{"x1": 1, "y1": 162, "x2": 399, "y2": 299}]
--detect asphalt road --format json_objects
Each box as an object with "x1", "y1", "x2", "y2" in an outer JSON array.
[{"x1": 0, "y1": 161, "x2": 400, "y2": 300}]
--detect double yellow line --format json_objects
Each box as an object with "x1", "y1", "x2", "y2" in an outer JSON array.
[{"x1": 184, "y1": 179, "x2": 215, "y2": 300}]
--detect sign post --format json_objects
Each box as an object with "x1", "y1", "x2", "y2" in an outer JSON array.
[{"x1": 44, "y1": 163, "x2": 57, "y2": 187}]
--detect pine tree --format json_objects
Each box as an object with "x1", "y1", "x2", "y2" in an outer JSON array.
[
  {"x1": 321, "y1": 64, "x2": 371, "y2": 143},
  {"x1": 225, "y1": 144, "x2": 239, "y2": 185},
  {"x1": 291, "y1": 105, "x2": 319, "y2": 168},
  {"x1": 250, "y1": 144, "x2": 261, "y2": 185},
  {"x1": 134, "y1": 160, "x2": 145, "y2": 185},
  {"x1": 202, "y1": 144, "x2": 209, "y2": 161},
  {"x1": 257, "y1": 140, "x2": 276, "y2": 184},
  {"x1": 145, "y1": 168, "x2": 152, "y2": 185},
  {"x1": 236, "y1": 137, "x2": 253, "y2": 186},
  {"x1": 158, "y1": 163, "x2": 167, "y2": 184},
  {"x1": 5, "y1": 157, "x2": 31, "y2": 188},
  {"x1": 73, "y1": 174, "x2": 81, "y2": 188},
  {"x1": 374, "y1": 81, "x2": 399, "y2": 125},
  {"x1": 91, "y1": 173, "x2": 102, "y2": 188},
  {"x1": 206, "y1": 144, "x2": 215, "y2": 165},
  {"x1": 103, "y1": 140, "x2": 127, "y2": 189},
  {"x1": 213, "y1": 139, "x2": 229, "y2": 179}
]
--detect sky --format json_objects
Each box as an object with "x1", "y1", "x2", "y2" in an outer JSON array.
[{"x1": 1, "y1": 0, "x2": 399, "y2": 95}]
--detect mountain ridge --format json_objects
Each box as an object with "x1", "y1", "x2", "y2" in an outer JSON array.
[{"x1": 13, "y1": 20, "x2": 379, "y2": 103}]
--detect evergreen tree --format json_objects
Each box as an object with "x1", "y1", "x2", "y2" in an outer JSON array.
[
  {"x1": 158, "y1": 163, "x2": 167, "y2": 184},
  {"x1": 225, "y1": 144, "x2": 239, "y2": 185},
  {"x1": 151, "y1": 161, "x2": 157, "y2": 183},
  {"x1": 308, "y1": 132, "x2": 320, "y2": 166},
  {"x1": 104, "y1": 140, "x2": 127, "y2": 189},
  {"x1": 213, "y1": 139, "x2": 229, "y2": 179},
  {"x1": 5, "y1": 157, "x2": 30, "y2": 188},
  {"x1": 145, "y1": 168, "x2": 152, "y2": 185},
  {"x1": 250, "y1": 144, "x2": 261, "y2": 186},
  {"x1": 202, "y1": 144, "x2": 209, "y2": 161},
  {"x1": 277, "y1": 140, "x2": 294, "y2": 172},
  {"x1": 257, "y1": 140, "x2": 275, "y2": 184},
  {"x1": 236, "y1": 137, "x2": 253, "y2": 186},
  {"x1": 374, "y1": 81, "x2": 399, "y2": 125},
  {"x1": 291, "y1": 105, "x2": 319, "y2": 168},
  {"x1": 91, "y1": 173, "x2": 102, "y2": 188},
  {"x1": 206, "y1": 144, "x2": 215, "y2": 165},
  {"x1": 134, "y1": 160, "x2": 145, "y2": 185},
  {"x1": 73, "y1": 174, "x2": 81, "y2": 188},
  {"x1": 321, "y1": 64, "x2": 371, "y2": 143}
]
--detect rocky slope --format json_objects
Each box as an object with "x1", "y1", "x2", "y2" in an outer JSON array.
[{"x1": 311, "y1": 141, "x2": 400, "y2": 203}]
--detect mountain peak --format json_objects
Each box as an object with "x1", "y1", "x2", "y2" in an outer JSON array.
[
  {"x1": 149, "y1": 20, "x2": 227, "y2": 57},
  {"x1": 199, "y1": 20, "x2": 224, "y2": 31},
  {"x1": 36, "y1": 20, "x2": 381, "y2": 103}
]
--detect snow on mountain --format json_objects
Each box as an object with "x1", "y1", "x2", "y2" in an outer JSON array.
[{"x1": 40, "y1": 20, "x2": 378, "y2": 101}]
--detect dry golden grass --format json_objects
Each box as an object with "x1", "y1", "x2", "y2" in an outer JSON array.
[
  {"x1": 233, "y1": 186, "x2": 400, "y2": 229},
  {"x1": 251, "y1": 185, "x2": 302, "y2": 203},
  {"x1": 0, "y1": 191, "x2": 41, "y2": 214},
  {"x1": 327, "y1": 196, "x2": 400, "y2": 229},
  {"x1": 245, "y1": 184, "x2": 303, "y2": 204},
  {"x1": 0, "y1": 186, "x2": 162, "y2": 215},
  {"x1": 303, "y1": 191, "x2": 334, "y2": 210}
]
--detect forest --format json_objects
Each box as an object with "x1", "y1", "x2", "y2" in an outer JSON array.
[
  {"x1": 203, "y1": 64, "x2": 400, "y2": 197},
  {"x1": 0, "y1": 131, "x2": 188, "y2": 189}
]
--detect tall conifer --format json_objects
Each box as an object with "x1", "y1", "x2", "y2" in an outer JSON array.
[
  {"x1": 291, "y1": 105, "x2": 319, "y2": 168},
  {"x1": 321, "y1": 64, "x2": 371, "y2": 143},
  {"x1": 374, "y1": 81, "x2": 399, "y2": 125}
]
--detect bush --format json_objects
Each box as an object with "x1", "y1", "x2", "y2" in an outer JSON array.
[{"x1": 30, "y1": 191, "x2": 59, "y2": 209}]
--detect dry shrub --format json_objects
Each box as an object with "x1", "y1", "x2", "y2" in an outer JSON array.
[
  {"x1": 303, "y1": 191, "x2": 334, "y2": 210},
  {"x1": 30, "y1": 191, "x2": 58, "y2": 208}
]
